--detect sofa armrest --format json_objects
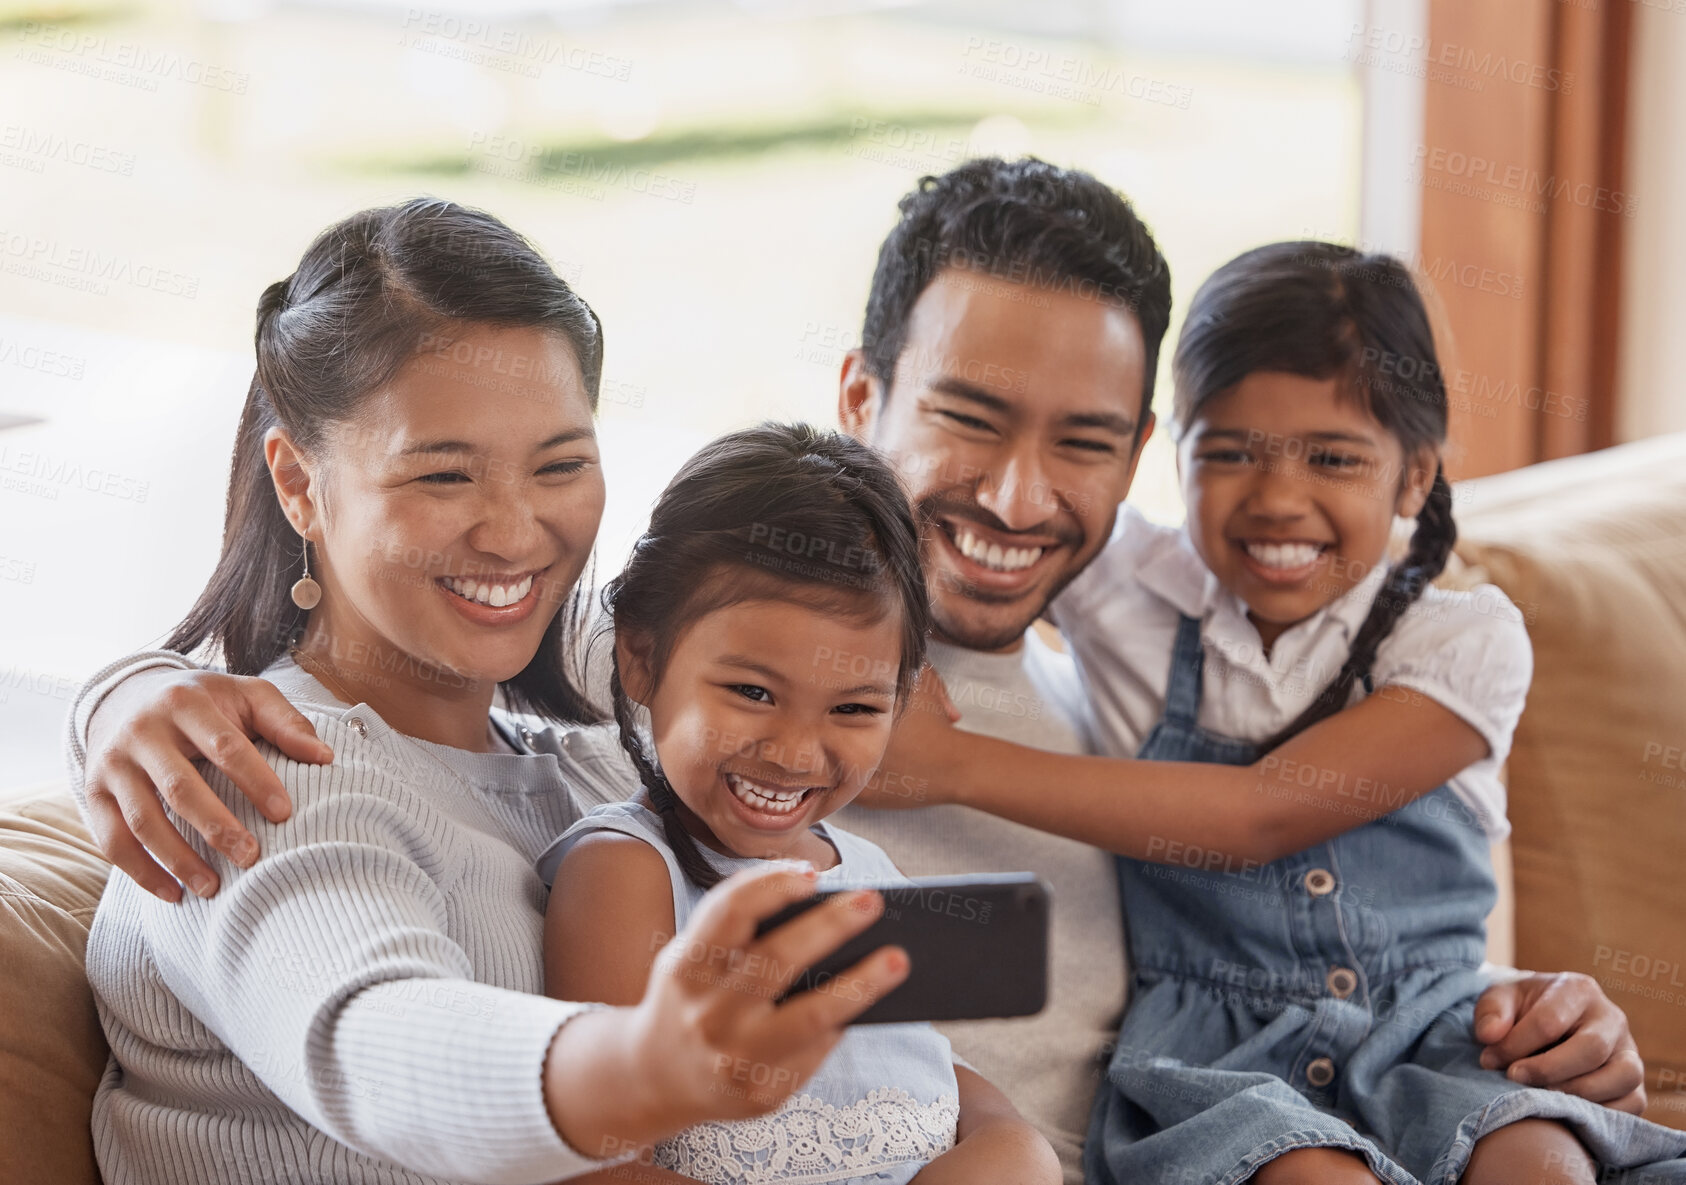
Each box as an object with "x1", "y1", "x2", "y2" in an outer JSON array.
[{"x1": 0, "y1": 788, "x2": 112, "y2": 1185}]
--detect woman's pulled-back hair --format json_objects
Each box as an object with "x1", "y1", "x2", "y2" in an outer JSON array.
[
  {"x1": 603, "y1": 423, "x2": 931, "y2": 889},
  {"x1": 1172, "y1": 241, "x2": 1457, "y2": 750},
  {"x1": 167, "y1": 197, "x2": 605, "y2": 725}
]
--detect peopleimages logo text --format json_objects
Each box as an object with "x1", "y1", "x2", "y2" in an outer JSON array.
[
  {"x1": 0, "y1": 446, "x2": 150, "y2": 502},
  {"x1": 1347, "y1": 23, "x2": 1571, "y2": 92},
  {"x1": 0, "y1": 230, "x2": 199, "y2": 297},
  {"x1": 1411, "y1": 145, "x2": 1635, "y2": 217},
  {"x1": 17, "y1": 22, "x2": 249, "y2": 92}
]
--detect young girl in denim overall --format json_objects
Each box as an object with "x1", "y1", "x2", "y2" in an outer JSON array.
[{"x1": 1053, "y1": 244, "x2": 1686, "y2": 1184}]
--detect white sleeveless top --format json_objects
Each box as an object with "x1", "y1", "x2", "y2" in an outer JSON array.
[{"x1": 543, "y1": 802, "x2": 961, "y2": 1185}]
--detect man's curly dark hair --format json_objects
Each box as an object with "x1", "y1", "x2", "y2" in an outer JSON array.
[{"x1": 859, "y1": 156, "x2": 1173, "y2": 430}]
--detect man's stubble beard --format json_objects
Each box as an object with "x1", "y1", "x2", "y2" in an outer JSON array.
[
  {"x1": 910, "y1": 487, "x2": 1091, "y2": 652},
  {"x1": 919, "y1": 532, "x2": 1091, "y2": 653}
]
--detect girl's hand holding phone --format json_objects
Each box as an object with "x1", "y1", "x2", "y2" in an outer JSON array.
[{"x1": 544, "y1": 865, "x2": 909, "y2": 1159}]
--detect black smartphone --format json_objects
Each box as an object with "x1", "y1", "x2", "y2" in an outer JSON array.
[{"x1": 752, "y1": 872, "x2": 1050, "y2": 1025}]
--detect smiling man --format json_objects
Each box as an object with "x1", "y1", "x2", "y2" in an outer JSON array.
[
  {"x1": 832, "y1": 158, "x2": 1167, "y2": 1181},
  {"x1": 849, "y1": 162, "x2": 1164, "y2": 663}
]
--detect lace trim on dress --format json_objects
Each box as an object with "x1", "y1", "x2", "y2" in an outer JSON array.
[{"x1": 653, "y1": 1087, "x2": 960, "y2": 1185}]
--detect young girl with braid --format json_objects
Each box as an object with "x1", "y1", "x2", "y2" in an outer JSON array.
[
  {"x1": 539, "y1": 423, "x2": 1059, "y2": 1185},
  {"x1": 879, "y1": 243, "x2": 1686, "y2": 1184}
]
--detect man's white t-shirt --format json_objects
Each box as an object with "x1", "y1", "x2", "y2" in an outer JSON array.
[{"x1": 838, "y1": 632, "x2": 1128, "y2": 1185}]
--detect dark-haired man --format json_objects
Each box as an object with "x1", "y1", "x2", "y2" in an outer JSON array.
[
  {"x1": 831, "y1": 157, "x2": 1166, "y2": 1179},
  {"x1": 70, "y1": 157, "x2": 1649, "y2": 1184}
]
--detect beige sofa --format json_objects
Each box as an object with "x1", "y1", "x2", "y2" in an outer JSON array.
[{"x1": 5, "y1": 434, "x2": 1684, "y2": 1183}]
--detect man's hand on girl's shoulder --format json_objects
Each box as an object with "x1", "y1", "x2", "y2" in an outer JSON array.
[{"x1": 82, "y1": 666, "x2": 329, "y2": 901}]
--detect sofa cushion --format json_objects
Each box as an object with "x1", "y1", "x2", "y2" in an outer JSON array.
[
  {"x1": 1452, "y1": 433, "x2": 1686, "y2": 1129},
  {"x1": 0, "y1": 788, "x2": 111, "y2": 1185}
]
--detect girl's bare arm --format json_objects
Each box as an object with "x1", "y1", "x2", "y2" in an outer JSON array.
[
  {"x1": 546, "y1": 832, "x2": 678, "y2": 1006},
  {"x1": 909, "y1": 1066, "x2": 1059, "y2": 1185},
  {"x1": 541, "y1": 859, "x2": 909, "y2": 1173},
  {"x1": 878, "y1": 682, "x2": 1486, "y2": 865}
]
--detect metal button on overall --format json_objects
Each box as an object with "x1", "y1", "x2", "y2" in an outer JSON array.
[
  {"x1": 1304, "y1": 868, "x2": 1336, "y2": 896},
  {"x1": 1305, "y1": 1057, "x2": 1336, "y2": 1087},
  {"x1": 1326, "y1": 967, "x2": 1358, "y2": 998}
]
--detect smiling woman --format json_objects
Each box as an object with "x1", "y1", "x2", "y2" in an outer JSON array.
[
  {"x1": 163, "y1": 201, "x2": 607, "y2": 736},
  {"x1": 267, "y1": 322, "x2": 605, "y2": 750}
]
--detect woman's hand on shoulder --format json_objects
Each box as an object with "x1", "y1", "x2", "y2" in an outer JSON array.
[
  {"x1": 543, "y1": 864, "x2": 910, "y2": 1157},
  {"x1": 83, "y1": 666, "x2": 332, "y2": 902}
]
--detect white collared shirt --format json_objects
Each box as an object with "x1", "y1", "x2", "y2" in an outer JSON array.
[{"x1": 1049, "y1": 506, "x2": 1532, "y2": 840}]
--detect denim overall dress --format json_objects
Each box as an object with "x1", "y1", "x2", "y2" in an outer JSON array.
[{"x1": 1084, "y1": 615, "x2": 1686, "y2": 1185}]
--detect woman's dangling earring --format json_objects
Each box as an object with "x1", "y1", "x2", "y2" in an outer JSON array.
[{"x1": 290, "y1": 538, "x2": 321, "y2": 610}]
